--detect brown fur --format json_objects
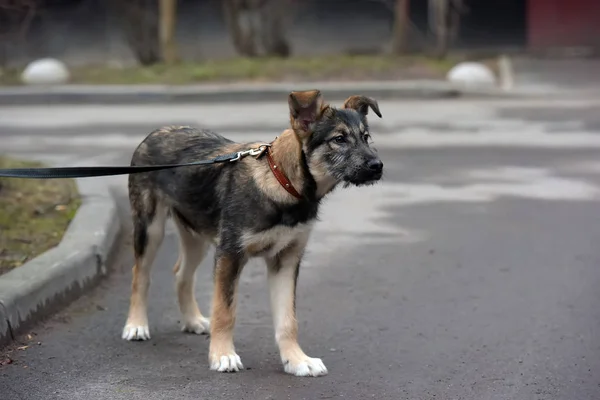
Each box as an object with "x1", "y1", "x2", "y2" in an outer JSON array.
[
  {"x1": 250, "y1": 131, "x2": 308, "y2": 203},
  {"x1": 209, "y1": 254, "x2": 245, "y2": 370},
  {"x1": 342, "y1": 95, "x2": 382, "y2": 118},
  {"x1": 288, "y1": 89, "x2": 324, "y2": 135}
]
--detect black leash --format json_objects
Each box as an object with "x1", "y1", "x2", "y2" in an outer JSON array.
[{"x1": 0, "y1": 151, "x2": 247, "y2": 180}]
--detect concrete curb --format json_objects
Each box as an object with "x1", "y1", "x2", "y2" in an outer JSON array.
[
  {"x1": 0, "y1": 80, "x2": 531, "y2": 106},
  {"x1": 0, "y1": 172, "x2": 122, "y2": 346}
]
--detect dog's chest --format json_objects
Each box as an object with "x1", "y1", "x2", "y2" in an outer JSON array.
[{"x1": 242, "y1": 223, "x2": 314, "y2": 258}]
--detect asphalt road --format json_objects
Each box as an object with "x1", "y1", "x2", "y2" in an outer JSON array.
[
  {"x1": 513, "y1": 57, "x2": 600, "y2": 96},
  {"x1": 1, "y1": 98, "x2": 600, "y2": 400}
]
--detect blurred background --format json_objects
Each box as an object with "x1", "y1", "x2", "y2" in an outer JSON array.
[{"x1": 1, "y1": 0, "x2": 599, "y2": 85}]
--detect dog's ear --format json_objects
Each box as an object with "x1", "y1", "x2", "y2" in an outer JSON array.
[
  {"x1": 343, "y1": 95, "x2": 382, "y2": 118},
  {"x1": 288, "y1": 89, "x2": 325, "y2": 137}
]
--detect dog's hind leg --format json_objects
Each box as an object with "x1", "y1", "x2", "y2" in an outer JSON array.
[
  {"x1": 122, "y1": 194, "x2": 168, "y2": 341},
  {"x1": 265, "y1": 238, "x2": 328, "y2": 377},
  {"x1": 172, "y1": 214, "x2": 210, "y2": 334}
]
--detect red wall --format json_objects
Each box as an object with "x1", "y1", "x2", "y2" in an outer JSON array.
[{"x1": 528, "y1": 0, "x2": 600, "y2": 48}]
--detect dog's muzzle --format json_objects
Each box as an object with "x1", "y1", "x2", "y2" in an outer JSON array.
[
  {"x1": 348, "y1": 158, "x2": 384, "y2": 185},
  {"x1": 365, "y1": 159, "x2": 384, "y2": 182},
  {"x1": 367, "y1": 159, "x2": 383, "y2": 176}
]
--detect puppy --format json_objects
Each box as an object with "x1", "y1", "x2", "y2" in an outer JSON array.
[{"x1": 123, "y1": 90, "x2": 383, "y2": 376}]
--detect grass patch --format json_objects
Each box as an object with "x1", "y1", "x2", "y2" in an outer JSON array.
[
  {"x1": 0, "y1": 156, "x2": 81, "y2": 275},
  {"x1": 0, "y1": 54, "x2": 460, "y2": 86}
]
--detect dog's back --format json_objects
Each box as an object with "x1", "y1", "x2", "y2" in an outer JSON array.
[
  {"x1": 128, "y1": 125, "x2": 257, "y2": 239},
  {"x1": 128, "y1": 125, "x2": 319, "y2": 244}
]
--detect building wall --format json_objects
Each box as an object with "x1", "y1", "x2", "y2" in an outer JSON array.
[{"x1": 528, "y1": 0, "x2": 600, "y2": 49}]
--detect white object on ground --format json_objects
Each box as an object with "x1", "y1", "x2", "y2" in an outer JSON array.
[
  {"x1": 21, "y1": 58, "x2": 70, "y2": 85},
  {"x1": 497, "y1": 55, "x2": 514, "y2": 91},
  {"x1": 447, "y1": 62, "x2": 496, "y2": 88}
]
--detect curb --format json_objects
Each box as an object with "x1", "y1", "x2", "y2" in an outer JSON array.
[
  {"x1": 0, "y1": 80, "x2": 530, "y2": 106},
  {"x1": 0, "y1": 173, "x2": 122, "y2": 347}
]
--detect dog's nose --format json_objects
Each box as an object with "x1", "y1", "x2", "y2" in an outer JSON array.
[{"x1": 367, "y1": 159, "x2": 383, "y2": 173}]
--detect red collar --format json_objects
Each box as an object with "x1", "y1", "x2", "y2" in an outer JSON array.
[{"x1": 265, "y1": 148, "x2": 303, "y2": 200}]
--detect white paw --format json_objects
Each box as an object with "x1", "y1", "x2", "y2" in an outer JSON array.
[
  {"x1": 210, "y1": 353, "x2": 244, "y2": 372},
  {"x1": 182, "y1": 316, "x2": 210, "y2": 334},
  {"x1": 122, "y1": 325, "x2": 150, "y2": 341},
  {"x1": 284, "y1": 357, "x2": 328, "y2": 377}
]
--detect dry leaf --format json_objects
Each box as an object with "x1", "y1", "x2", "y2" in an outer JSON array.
[
  {"x1": 17, "y1": 345, "x2": 29, "y2": 351},
  {"x1": 55, "y1": 205, "x2": 67, "y2": 211},
  {"x1": 0, "y1": 358, "x2": 13, "y2": 366}
]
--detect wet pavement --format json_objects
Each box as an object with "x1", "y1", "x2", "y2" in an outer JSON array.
[{"x1": 1, "y1": 98, "x2": 600, "y2": 400}]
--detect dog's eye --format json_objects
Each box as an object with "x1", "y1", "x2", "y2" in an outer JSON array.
[
  {"x1": 333, "y1": 135, "x2": 346, "y2": 144},
  {"x1": 363, "y1": 133, "x2": 371, "y2": 142}
]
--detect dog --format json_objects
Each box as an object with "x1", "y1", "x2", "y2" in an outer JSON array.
[{"x1": 122, "y1": 90, "x2": 383, "y2": 377}]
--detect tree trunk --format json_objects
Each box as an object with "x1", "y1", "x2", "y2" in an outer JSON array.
[
  {"x1": 223, "y1": 0, "x2": 258, "y2": 57},
  {"x1": 391, "y1": 0, "x2": 409, "y2": 55},
  {"x1": 223, "y1": 0, "x2": 290, "y2": 58},
  {"x1": 111, "y1": 0, "x2": 160, "y2": 66},
  {"x1": 0, "y1": 0, "x2": 39, "y2": 69},
  {"x1": 448, "y1": 0, "x2": 464, "y2": 47},
  {"x1": 429, "y1": 0, "x2": 449, "y2": 58},
  {"x1": 159, "y1": 0, "x2": 178, "y2": 64},
  {"x1": 259, "y1": 0, "x2": 290, "y2": 57}
]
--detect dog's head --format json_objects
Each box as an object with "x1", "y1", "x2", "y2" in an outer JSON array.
[{"x1": 288, "y1": 90, "x2": 383, "y2": 190}]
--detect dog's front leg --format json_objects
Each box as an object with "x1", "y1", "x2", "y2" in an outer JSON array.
[
  {"x1": 266, "y1": 241, "x2": 328, "y2": 377},
  {"x1": 208, "y1": 250, "x2": 246, "y2": 372}
]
